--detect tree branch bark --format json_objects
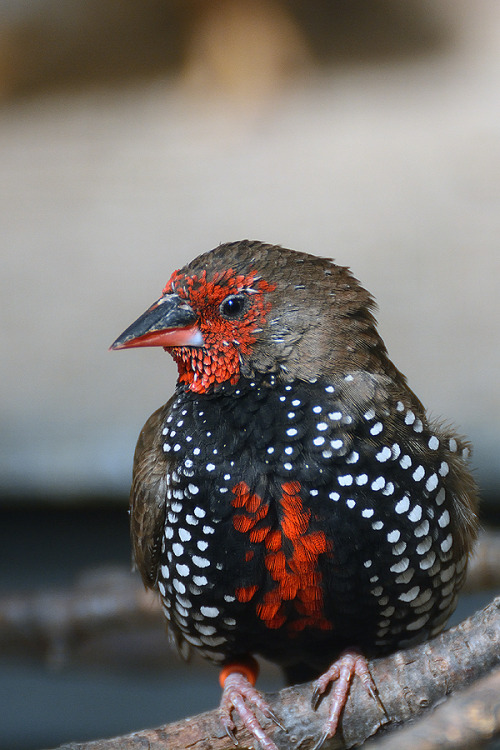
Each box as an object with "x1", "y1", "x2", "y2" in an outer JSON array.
[{"x1": 49, "y1": 596, "x2": 500, "y2": 750}]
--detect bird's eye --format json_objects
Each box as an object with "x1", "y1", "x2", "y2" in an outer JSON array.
[{"x1": 219, "y1": 294, "x2": 247, "y2": 319}]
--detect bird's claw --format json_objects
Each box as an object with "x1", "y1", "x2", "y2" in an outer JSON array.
[
  {"x1": 219, "y1": 672, "x2": 282, "y2": 750},
  {"x1": 311, "y1": 649, "x2": 384, "y2": 746}
]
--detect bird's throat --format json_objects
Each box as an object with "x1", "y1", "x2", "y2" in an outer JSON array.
[{"x1": 171, "y1": 344, "x2": 241, "y2": 394}]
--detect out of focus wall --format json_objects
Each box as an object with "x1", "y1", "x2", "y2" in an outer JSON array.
[{"x1": 0, "y1": 0, "x2": 499, "y2": 503}]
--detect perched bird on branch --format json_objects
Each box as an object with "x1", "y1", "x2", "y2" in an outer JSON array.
[{"x1": 112, "y1": 240, "x2": 478, "y2": 750}]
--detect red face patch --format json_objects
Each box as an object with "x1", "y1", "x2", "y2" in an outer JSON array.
[{"x1": 162, "y1": 268, "x2": 275, "y2": 393}]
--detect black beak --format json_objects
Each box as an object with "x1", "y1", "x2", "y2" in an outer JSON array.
[{"x1": 110, "y1": 294, "x2": 204, "y2": 350}]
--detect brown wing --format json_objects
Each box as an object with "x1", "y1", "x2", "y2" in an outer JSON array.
[{"x1": 130, "y1": 398, "x2": 173, "y2": 589}]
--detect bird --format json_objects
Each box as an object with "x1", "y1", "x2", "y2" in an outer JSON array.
[{"x1": 111, "y1": 240, "x2": 479, "y2": 750}]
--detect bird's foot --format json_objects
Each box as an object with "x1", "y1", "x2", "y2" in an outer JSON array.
[
  {"x1": 219, "y1": 658, "x2": 284, "y2": 750},
  {"x1": 310, "y1": 649, "x2": 385, "y2": 750}
]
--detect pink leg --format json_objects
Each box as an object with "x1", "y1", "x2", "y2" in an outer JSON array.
[
  {"x1": 219, "y1": 672, "x2": 284, "y2": 750},
  {"x1": 310, "y1": 649, "x2": 385, "y2": 750}
]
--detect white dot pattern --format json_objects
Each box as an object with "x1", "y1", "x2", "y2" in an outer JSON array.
[{"x1": 150, "y1": 372, "x2": 473, "y2": 663}]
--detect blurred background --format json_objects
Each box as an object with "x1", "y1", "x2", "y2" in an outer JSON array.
[{"x1": 1, "y1": 1, "x2": 499, "y2": 748}]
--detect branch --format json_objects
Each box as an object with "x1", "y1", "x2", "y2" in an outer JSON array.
[
  {"x1": 365, "y1": 666, "x2": 500, "y2": 750},
  {"x1": 50, "y1": 596, "x2": 500, "y2": 750}
]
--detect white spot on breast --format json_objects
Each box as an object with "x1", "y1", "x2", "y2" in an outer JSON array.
[
  {"x1": 338, "y1": 474, "x2": 353, "y2": 486},
  {"x1": 224, "y1": 594, "x2": 235, "y2": 602},
  {"x1": 390, "y1": 557, "x2": 409, "y2": 573},
  {"x1": 449, "y1": 438, "x2": 458, "y2": 452},
  {"x1": 364, "y1": 559, "x2": 372, "y2": 568},
  {"x1": 413, "y1": 419, "x2": 423, "y2": 433},
  {"x1": 391, "y1": 443, "x2": 401, "y2": 459},
  {"x1": 330, "y1": 439, "x2": 344, "y2": 450},
  {"x1": 412, "y1": 465, "x2": 425, "y2": 482},
  {"x1": 396, "y1": 401, "x2": 405, "y2": 412},
  {"x1": 200, "y1": 606, "x2": 219, "y2": 618},
  {"x1": 439, "y1": 461, "x2": 449, "y2": 477},
  {"x1": 395, "y1": 568, "x2": 414, "y2": 584},
  {"x1": 406, "y1": 614, "x2": 430, "y2": 631},
  {"x1": 316, "y1": 422, "x2": 328, "y2": 431},
  {"x1": 371, "y1": 586, "x2": 383, "y2": 597},
  {"x1": 408, "y1": 505, "x2": 423, "y2": 523},
  {"x1": 176, "y1": 563, "x2": 190, "y2": 577},
  {"x1": 370, "y1": 422, "x2": 383, "y2": 435},
  {"x1": 203, "y1": 525, "x2": 215, "y2": 534},
  {"x1": 435, "y1": 488, "x2": 446, "y2": 506},
  {"x1": 392, "y1": 541, "x2": 407, "y2": 555},
  {"x1": 186, "y1": 514, "x2": 198, "y2": 526},
  {"x1": 356, "y1": 474, "x2": 368, "y2": 486},
  {"x1": 425, "y1": 474, "x2": 438, "y2": 493},
  {"x1": 325, "y1": 385, "x2": 335, "y2": 393},
  {"x1": 372, "y1": 520, "x2": 384, "y2": 530},
  {"x1": 287, "y1": 428, "x2": 298, "y2": 437},
  {"x1": 194, "y1": 506, "x2": 206, "y2": 518},
  {"x1": 416, "y1": 537, "x2": 432, "y2": 555},
  {"x1": 371, "y1": 477, "x2": 386, "y2": 491},
  {"x1": 399, "y1": 586, "x2": 420, "y2": 602},
  {"x1": 160, "y1": 564, "x2": 170, "y2": 579},
  {"x1": 419, "y1": 551, "x2": 436, "y2": 570},
  {"x1": 381, "y1": 605, "x2": 395, "y2": 617},
  {"x1": 395, "y1": 496, "x2": 411, "y2": 515},
  {"x1": 414, "y1": 520, "x2": 430, "y2": 537},
  {"x1": 313, "y1": 436, "x2": 325, "y2": 446},
  {"x1": 284, "y1": 462, "x2": 293, "y2": 470},
  {"x1": 405, "y1": 410, "x2": 416, "y2": 425},
  {"x1": 285, "y1": 446, "x2": 293, "y2": 454},
  {"x1": 173, "y1": 579, "x2": 186, "y2": 594},
  {"x1": 387, "y1": 529, "x2": 401, "y2": 543},
  {"x1": 440, "y1": 564, "x2": 456, "y2": 582},
  {"x1": 329, "y1": 411, "x2": 342, "y2": 421},
  {"x1": 172, "y1": 543, "x2": 184, "y2": 557},
  {"x1": 193, "y1": 555, "x2": 210, "y2": 568},
  {"x1": 267, "y1": 446, "x2": 275, "y2": 454},
  {"x1": 400, "y1": 455, "x2": 412, "y2": 470},
  {"x1": 206, "y1": 463, "x2": 216, "y2": 472},
  {"x1": 376, "y1": 447, "x2": 392, "y2": 462},
  {"x1": 292, "y1": 399, "x2": 301, "y2": 406},
  {"x1": 312, "y1": 405, "x2": 322, "y2": 413},
  {"x1": 165, "y1": 527, "x2": 174, "y2": 539},
  {"x1": 428, "y1": 436, "x2": 439, "y2": 450},
  {"x1": 197, "y1": 540, "x2": 208, "y2": 551},
  {"x1": 362, "y1": 508, "x2": 374, "y2": 518},
  {"x1": 346, "y1": 451, "x2": 359, "y2": 464},
  {"x1": 412, "y1": 589, "x2": 433, "y2": 607},
  {"x1": 329, "y1": 491, "x2": 340, "y2": 501},
  {"x1": 196, "y1": 624, "x2": 216, "y2": 635},
  {"x1": 364, "y1": 408, "x2": 376, "y2": 420},
  {"x1": 440, "y1": 533, "x2": 453, "y2": 553},
  {"x1": 438, "y1": 510, "x2": 450, "y2": 528},
  {"x1": 346, "y1": 498, "x2": 356, "y2": 508},
  {"x1": 179, "y1": 528, "x2": 191, "y2": 542},
  {"x1": 193, "y1": 575, "x2": 208, "y2": 586},
  {"x1": 287, "y1": 411, "x2": 295, "y2": 419}
]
